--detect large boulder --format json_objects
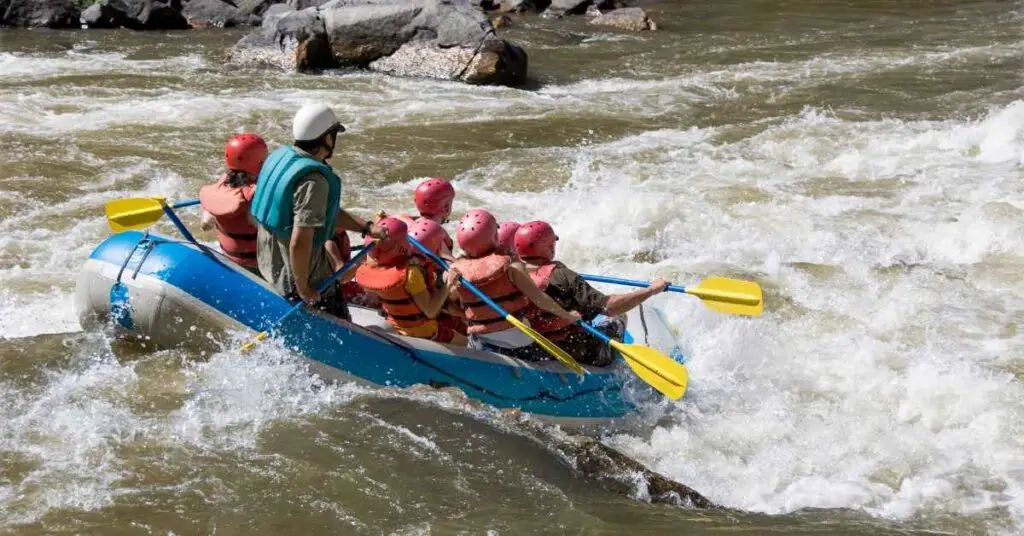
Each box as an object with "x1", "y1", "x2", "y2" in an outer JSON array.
[
  {"x1": 588, "y1": 6, "x2": 654, "y2": 31},
  {"x1": 2, "y1": 0, "x2": 80, "y2": 27},
  {"x1": 80, "y1": 0, "x2": 190, "y2": 29},
  {"x1": 182, "y1": 0, "x2": 276, "y2": 27},
  {"x1": 230, "y1": 0, "x2": 528, "y2": 86}
]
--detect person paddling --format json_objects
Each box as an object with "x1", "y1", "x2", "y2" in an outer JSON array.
[
  {"x1": 352, "y1": 217, "x2": 465, "y2": 344},
  {"x1": 409, "y1": 218, "x2": 468, "y2": 337},
  {"x1": 514, "y1": 221, "x2": 669, "y2": 365},
  {"x1": 250, "y1": 102, "x2": 385, "y2": 321},
  {"x1": 449, "y1": 209, "x2": 580, "y2": 358},
  {"x1": 198, "y1": 133, "x2": 268, "y2": 275}
]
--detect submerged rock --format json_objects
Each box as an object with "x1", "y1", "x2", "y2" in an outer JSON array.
[
  {"x1": 2, "y1": 0, "x2": 80, "y2": 28},
  {"x1": 588, "y1": 6, "x2": 654, "y2": 31},
  {"x1": 230, "y1": 0, "x2": 528, "y2": 86}
]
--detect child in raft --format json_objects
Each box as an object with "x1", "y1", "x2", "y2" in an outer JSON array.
[
  {"x1": 349, "y1": 217, "x2": 466, "y2": 345},
  {"x1": 198, "y1": 133, "x2": 268, "y2": 275}
]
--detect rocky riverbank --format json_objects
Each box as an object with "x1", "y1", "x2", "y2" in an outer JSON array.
[{"x1": 1, "y1": 0, "x2": 657, "y2": 86}]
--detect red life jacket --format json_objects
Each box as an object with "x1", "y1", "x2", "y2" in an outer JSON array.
[
  {"x1": 524, "y1": 262, "x2": 577, "y2": 341},
  {"x1": 199, "y1": 175, "x2": 258, "y2": 267},
  {"x1": 450, "y1": 254, "x2": 533, "y2": 334},
  {"x1": 354, "y1": 260, "x2": 432, "y2": 331}
]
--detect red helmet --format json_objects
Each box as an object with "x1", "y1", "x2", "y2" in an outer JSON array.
[
  {"x1": 224, "y1": 133, "x2": 268, "y2": 176},
  {"x1": 514, "y1": 221, "x2": 558, "y2": 264},
  {"x1": 414, "y1": 178, "x2": 455, "y2": 221},
  {"x1": 456, "y1": 209, "x2": 498, "y2": 258},
  {"x1": 369, "y1": 217, "x2": 410, "y2": 266},
  {"x1": 408, "y1": 218, "x2": 446, "y2": 257},
  {"x1": 496, "y1": 221, "x2": 520, "y2": 255}
]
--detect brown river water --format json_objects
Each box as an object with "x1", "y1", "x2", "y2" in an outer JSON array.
[{"x1": 1, "y1": 1, "x2": 1023, "y2": 534}]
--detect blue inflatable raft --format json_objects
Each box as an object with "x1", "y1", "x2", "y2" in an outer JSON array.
[{"x1": 76, "y1": 230, "x2": 685, "y2": 430}]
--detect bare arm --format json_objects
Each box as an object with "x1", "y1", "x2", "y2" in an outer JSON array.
[
  {"x1": 603, "y1": 278, "x2": 670, "y2": 317},
  {"x1": 508, "y1": 264, "x2": 580, "y2": 322},
  {"x1": 290, "y1": 226, "x2": 317, "y2": 301},
  {"x1": 324, "y1": 240, "x2": 345, "y2": 272},
  {"x1": 406, "y1": 266, "x2": 447, "y2": 318}
]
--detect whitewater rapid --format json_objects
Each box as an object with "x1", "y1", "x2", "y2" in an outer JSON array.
[{"x1": 1, "y1": 25, "x2": 1022, "y2": 534}]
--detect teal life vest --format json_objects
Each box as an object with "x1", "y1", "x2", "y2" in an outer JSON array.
[{"x1": 250, "y1": 146, "x2": 341, "y2": 247}]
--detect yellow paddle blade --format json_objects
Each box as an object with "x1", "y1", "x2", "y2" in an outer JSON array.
[
  {"x1": 610, "y1": 340, "x2": 688, "y2": 400},
  {"x1": 104, "y1": 196, "x2": 168, "y2": 232},
  {"x1": 687, "y1": 276, "x2": 764, "y2": 317},
  {"x1": 506, "y1": 315, "x2": 585, "y2": 376},
  {"x1": 240, "y1": 330, "x2": 270, "y2": 354}
]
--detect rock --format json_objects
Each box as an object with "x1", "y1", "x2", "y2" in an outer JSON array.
[
  {"x1": 230, "y1": 0, "x2": 529, "y2": 87},
  {"x1": 2, "y1": 0, "x2": 80, "y2": 28},
  {"x1": 81, "y1": 0, "x2": 131, "y2": 27},
  {"x1": 182, "y1": 0, "x2": 274, "y2": 28},
  {"x1": 460, "y1": 37, "x2": 525, "y2": 86},
  {"x1": 80, "y1": 0, "x2": 190, "y2": 29},
  {"x1": 287, "y1": 0, "x2": 329, "y2": 9},
  {"x1": 494, "y1": 0, "x2": 534, "y2": 13},
  {"x1": 588, "y1": 6, "x2": 654, "y2": 31},
  {"x1": 489, "y1": 12, "x2": 509, "y2": 27},
  {"x1": 541, "y1": 0, "x2": 587, "y2": 18},
  {"x1": 231, "y1": 4, "x2": 332, "y2": 70}
]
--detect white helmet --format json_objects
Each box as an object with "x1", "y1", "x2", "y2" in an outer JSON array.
[{"x1": 292, "y1": 103, "x2": 345, "y2": 142}]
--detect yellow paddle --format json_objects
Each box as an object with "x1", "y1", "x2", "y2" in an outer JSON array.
[
  {"x1": 581, "y1": 274, "x2": 764, "y2": 317},
  {"x1": 576, "y1": 321, "x2": 688, "y2": 400},
  {"x1": 104, "y1": 196, "x2": 202, "y2": 242},
  {"x1": 405, "y1": 236, "x2": 586, "y2": 377}
]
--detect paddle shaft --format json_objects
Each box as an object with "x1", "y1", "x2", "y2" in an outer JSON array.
[
  {"x1": 580, "y1": 273, "x2": 686, "y2": 294},
  {"x1": 266, "y1": 245, "x2": 372, "y2": 330},
  {"x1": 172, "y1": 199, "x2": 201, "y2": 209},
  {"x1": 160, "y1": 202, "x2": 198, "y2": 243}
]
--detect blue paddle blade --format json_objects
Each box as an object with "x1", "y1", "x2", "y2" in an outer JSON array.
[{"x1": 109, "y1": 282, "x2": 134, "y2": 330}]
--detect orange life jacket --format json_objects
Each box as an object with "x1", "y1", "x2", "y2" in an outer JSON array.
[
  {"x1": 199, "y1": 175, "x2": 258, "y2": 267},
  {"x1": 524, "y1": 262, "x2": 578, "y2": 341},
  {"x1": 450, "y1": 254, "x2": 533, "y2": 334},
  {"x1": 354, "y1": 260, "x2": 432, "y2": 331}
]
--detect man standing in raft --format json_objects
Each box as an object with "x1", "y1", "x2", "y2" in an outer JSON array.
[
  {"x1": 250, "y1": 102, "x2": 385, "y2": 320},
  {"x1": 353, "y1": 217, "x2": 465, "y2": 345},
  {"x1": 514, "y1": 221, "x2": 670, "y2": 365},
  {"x1": 449, "y1": 209, "x2": 580, "y2": 357},
  {"x1": 198, "y1": 133, "x2": 269, "y2": 275}
]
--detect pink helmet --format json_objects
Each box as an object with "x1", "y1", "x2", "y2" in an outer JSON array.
[
  {"x1": 456, "y1": 209, "x2": 499, "y2": 258},
  {"x1": 496, "y1": 221, "x2": 520, "y2": 255},
  {"x1": 414, "y1": 178, "x2": 455, "y2": 221},
  {"x1": 514, "y1": 221, "x2": 558, "y2": 264},
  {"x1": 408, "y1": 218, "x2": 446, "y2": 258},
  {"x1": 369, "y1": 217, "x2": 410, "y2": 266}
]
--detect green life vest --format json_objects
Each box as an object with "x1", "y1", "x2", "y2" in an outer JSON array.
[{"x1": 250, "y1": 146, "x2": 341, "y2": 247}]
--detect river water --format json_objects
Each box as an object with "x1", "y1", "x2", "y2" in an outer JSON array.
[{"x1": 1, "y1": 1, "x2": 1023, "y2": 534}]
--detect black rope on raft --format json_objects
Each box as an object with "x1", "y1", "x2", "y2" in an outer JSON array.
[{"x1": 364, "y1": 328, "x2": 613, "y2": 404}]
